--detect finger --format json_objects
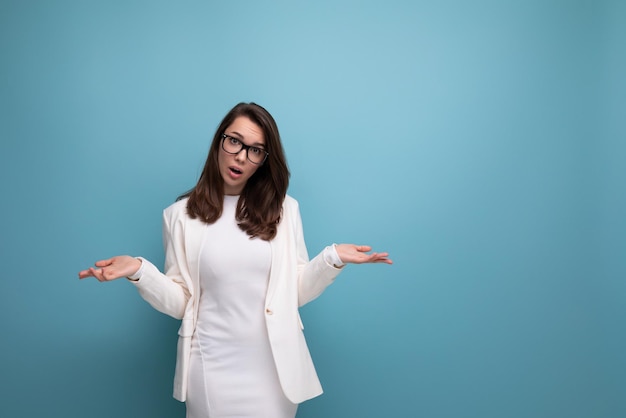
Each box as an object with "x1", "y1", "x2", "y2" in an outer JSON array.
[
  {"x1": 88, "y1": 267, "x2": 104, "y2": 282},
  {"x1": 93, "y1": 267, "x2": 114, "y2": 282},
  {"x1": 100, "y1": 267, "x2": 117, "y2": 281},
  {"x1": 373, "y1": 256, "x2": 393, "y2": 264},
  {"x1": 356, "y1": 245, "x2": 372, "y2": 253},
  {"x1": 79, "y1": 267, "x2": 103, "y2": 280},
  {"x1": 94, "y1": 258, "x2": 114, "y2": 268},
  {"x1": 100, "y1": 266, "x2": 126, "y2": 282},
  {"x1": 364, "y1": 253, "x2": 393, "y2": 264},
  {"x1": 78, "y1": 269, "x2": 94, "y2": 279}
]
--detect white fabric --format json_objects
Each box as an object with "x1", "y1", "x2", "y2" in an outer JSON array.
[
  {"x1": 323, "y1": 244, "x2": 345, "y2": 268},
  {"x1": 132, "y1": 195, "x2": 342, "y2": 404},
  {"x1": 127, "y1": 259, "x2": 143, "y2": 280},
  {"x1": 184, "y1": 195, "x2": 296, "y2": 417}
]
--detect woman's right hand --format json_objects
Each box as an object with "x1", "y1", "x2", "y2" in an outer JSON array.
[{"x1": 78, "y1": 255, "x2": 142, "y2": 282}]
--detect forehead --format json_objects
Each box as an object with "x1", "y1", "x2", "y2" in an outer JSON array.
[{"x1": 226, "y1": 116, "x2": 265, "y2": 145}]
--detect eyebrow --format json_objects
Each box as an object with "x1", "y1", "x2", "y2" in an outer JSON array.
[{"x1": 228, "y1": 131, "x2": 265, "y2": 147}]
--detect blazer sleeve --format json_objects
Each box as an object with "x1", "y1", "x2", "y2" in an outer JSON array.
[
  {"x1": 291, "y1": 199, "x2": 342, "y2": 307},
  {"x1": 130, "y1": 206, "x2": 191, "y2": 319}
]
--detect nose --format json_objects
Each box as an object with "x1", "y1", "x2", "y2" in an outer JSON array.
[{"x1": 234, "y1": 148, "x2": 247, "y2": 162}]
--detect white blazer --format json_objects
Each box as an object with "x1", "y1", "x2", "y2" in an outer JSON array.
[{"x1": 132, "y1": 195, "x2": 342, "y2": 404}]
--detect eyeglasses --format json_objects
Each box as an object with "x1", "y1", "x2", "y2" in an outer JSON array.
[{"x1": 221, "y1": 134, "x2": 269, "y2": 165}]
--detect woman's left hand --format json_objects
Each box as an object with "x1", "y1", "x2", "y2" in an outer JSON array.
[{"x1": 335, "y1": 244, "x2": 393, "y2": 265}]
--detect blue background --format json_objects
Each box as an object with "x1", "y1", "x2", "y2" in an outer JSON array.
[{"x1": 1, "y1": 1, "x2": 624, "y2": 417}]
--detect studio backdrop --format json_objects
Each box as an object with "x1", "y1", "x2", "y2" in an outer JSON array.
[{"x1": 1, "y1": 1, "x2": 624, "y2": 417}]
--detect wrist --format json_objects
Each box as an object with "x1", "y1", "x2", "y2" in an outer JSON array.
[
  {"x1": 324, "y1": 244, "x2": 345, "y2": 269},
  {"x1": 126, "y1": 257, "x2": 144, "y2": 281}
]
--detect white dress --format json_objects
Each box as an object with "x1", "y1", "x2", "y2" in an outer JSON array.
[{"x1": 185, "y1": 195, "x2": 298, "y2": 418}]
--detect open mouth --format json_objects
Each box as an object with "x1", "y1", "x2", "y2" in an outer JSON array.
[{"x1": 230, "y1": 167, "x2": 243, "y2": 175}]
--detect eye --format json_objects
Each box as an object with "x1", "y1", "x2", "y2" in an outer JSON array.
[
  {"x1": 228, "y1": 136, "x2": 241, "y2": 146},
  {"x1": 250, "y1": 147, "x2": 264, "y2": 155}
]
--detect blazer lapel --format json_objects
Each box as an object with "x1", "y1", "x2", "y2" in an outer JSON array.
[
  {"x1": 183, "y1": 215, "x2": 208, "y2": 295},
  {"x1": 266, "y1": 203, "x2": 293, "y2": 306},
  {"x1": 266, "y1": 229, "x2": 283, "y2": 306}
]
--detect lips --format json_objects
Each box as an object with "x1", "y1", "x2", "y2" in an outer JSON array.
[{"x1": 229, "y1": 166, "x2": 243, "y2": 177}]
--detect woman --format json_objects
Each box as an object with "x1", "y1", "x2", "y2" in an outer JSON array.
[{"x1": 78, "y1": 102, "x2": 391, "y2": 418}]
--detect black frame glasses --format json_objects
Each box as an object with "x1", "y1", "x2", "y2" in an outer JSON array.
[{"x1": 221, "y1": 134, "x2": 269, "y2": 165}]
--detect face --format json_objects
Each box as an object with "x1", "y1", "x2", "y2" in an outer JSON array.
[{"x1": 218, "y1": 116, "x2": 266, "y2": 195}]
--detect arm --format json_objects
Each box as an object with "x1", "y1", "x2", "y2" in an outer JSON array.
[
  {"x1": 129, "y1": 209, "x2": 191, "y2": 319},
  {"x1": 291, "y1": 202, "x2": 392, "y2": 307},
  {"x1": 78, "y1": 208, "x2": 191, "y2": 319}
]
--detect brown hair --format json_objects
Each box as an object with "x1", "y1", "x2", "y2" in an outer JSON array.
[{"x1": 179, "y1": 102, "x2": 290, "y2": 240}]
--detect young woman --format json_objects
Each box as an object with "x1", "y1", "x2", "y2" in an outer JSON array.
[{"x1": 78, "y1": 102, "x2": 392, "y2": 418}]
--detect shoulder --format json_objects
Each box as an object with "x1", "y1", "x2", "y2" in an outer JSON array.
[
  {"x1": 282, "y1": 194, "x2": 301, "y2": 216},
  {"x1": 281, "y1": 194, "x2": 303, "y2": 230},
  {"x1": 163, "y1": 197, "x2": 189, "y2": 221},
  {"x1": 283, "y1": 194, "x2": 299, "y2": 209}
]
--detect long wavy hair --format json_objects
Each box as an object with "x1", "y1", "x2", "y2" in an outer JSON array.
[{"x1": 179, "y1": 102, "x2": 290, "y2": 241}]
